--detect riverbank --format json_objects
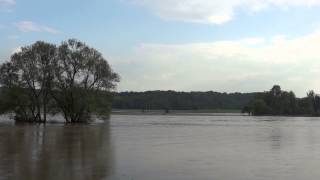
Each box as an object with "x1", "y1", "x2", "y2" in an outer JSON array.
[{"x1": 111, "y1": 109, "x2": 246, "y2": 116}]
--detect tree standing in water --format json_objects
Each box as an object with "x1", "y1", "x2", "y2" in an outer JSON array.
[
  {"x1": 0, "y1": 39, "x2": 119, "y2": 123},
  {"x1": 0, "y1": 42, "x2": 56, "y2": 122},
  {"x1": 51, "y1": 39, "x2": 119, "y2": 123}
]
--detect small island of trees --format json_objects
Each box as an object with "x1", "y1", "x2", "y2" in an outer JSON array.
[
  {"x1": 243, "y1": 85, "x2": 320, "y2": 116},
  {"x1": 0, "y1": 39, "x2": 119, "y2": 123}
]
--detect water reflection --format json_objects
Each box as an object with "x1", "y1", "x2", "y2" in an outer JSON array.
[
  {"x1": 3, "y1": 115, "x2": 320, "y2": 180},
  {"x1": 269, "y1": 127, "x2": 283, "y2": 150},
  {"x1": 0, "y1": 123, "x2": 113, "y2": 180}
]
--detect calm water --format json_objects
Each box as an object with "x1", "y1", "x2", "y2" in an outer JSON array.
[{"x1": 1, "y1": 115, "x2": 320, "y2": 180}]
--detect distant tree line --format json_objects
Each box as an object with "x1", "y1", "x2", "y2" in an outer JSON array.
[
  {"x1": 0, "y1": 39, "x2": 119, "y2": 123},
  {"x1": 112, "y1": 91, "x2": 256, "y2": 111},
  {"x1": 242, "y1": 85, "x2": 320, "y2": 116}
]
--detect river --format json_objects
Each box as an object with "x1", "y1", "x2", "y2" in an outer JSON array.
[{"x1": 1, "y1": 114, "x2": 320, "y2": 180}]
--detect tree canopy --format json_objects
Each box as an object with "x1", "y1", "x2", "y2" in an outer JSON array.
[
  {"x1": 112, "y1": 91, "x2": 256, "y2": 111},
  {"x1": 243, "y1": 85, "x2": 320, "y2": 116},
  {"x1": 0, "y1": 39, "x2": 119, "y2": 123}
]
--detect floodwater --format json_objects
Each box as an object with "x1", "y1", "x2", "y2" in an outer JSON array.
[{"x1": 2, "y1": 115, "x2": 320, "y2": 180}]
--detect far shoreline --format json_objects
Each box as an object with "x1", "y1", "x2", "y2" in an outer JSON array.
[
  {"x1": 111, "y1": 109, "x2": 320, "y2": 118},
  {"x1": 112, "y1": 109, "x2": 246, "y2": 116}
]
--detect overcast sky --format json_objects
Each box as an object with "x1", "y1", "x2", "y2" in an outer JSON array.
[{"x1": 1, "y1": 0, "x2": 320, "y2": 96}]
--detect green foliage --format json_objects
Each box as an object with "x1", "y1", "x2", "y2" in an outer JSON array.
[
  {"x1": 244, "y1": 85, "x2": 320, "y2": 116},
  {"x1": 88, "y1": 91, "x2": 113, "y2": 117},
  {"x1": 50, "y1": 39, "x2": 119, "y2": 123},
  {"x1": 0, "y1": 42, "x2": 56, "y2": 122},
  {"x1": 252, "y1": 99, "x2": 271, "y2": 115},
  {"x1": 0, "y1": 39, "x2": 119, "y2": 123},
  {"x1": 112, "y1": 91, "x2": 256, "y2": 110}
]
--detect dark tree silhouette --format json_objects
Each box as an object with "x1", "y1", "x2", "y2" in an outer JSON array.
[
  {"x1": 244, "y1": 85, "x2": 320, "y2": 116},
  {"x1": 0, "y1": 39, "x2": 119, "y2": 123},
  {"x1": 51, "y1": 39, "x2": 119, "y2": 123},
  {"x1": 0, "y1": 42, "x2": 56, "y2": 122}
]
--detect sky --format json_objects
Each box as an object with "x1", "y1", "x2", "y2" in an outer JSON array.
[{"x1": 1, "y1": 0, "x2": 320, "y2": 96}]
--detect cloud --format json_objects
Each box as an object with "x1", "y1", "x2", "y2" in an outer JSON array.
[
  {"x1": 14, "y1": 21, "x2": 61, "y2": 34},
  {"x1": 135, "y1": 30, "x2": 320, "y2": 64},
  {"x1": 0, "y1": 0, "x2": 15, "y2": 4},
  {"x1": 0, "y1": 0, "x2": 15, "y2": 12},
  {"x1": 112, "y1": 30, "x2": 320, "y2": 96},
  {"x1": 12, "y1": 47, "x2": 21, "y2": 54},
  {"x1": 128, "y1": 0, "x2": 320, "y2": 24}
]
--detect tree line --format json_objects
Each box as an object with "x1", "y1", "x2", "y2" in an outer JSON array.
[
  {"x1": 112, "y1": 91, "x2": 256, "y2": 111},
  {"x1": 0, "y1": 39, "x2": 119, "y2": 123},
  {"x1": 242, "y1": 85, "x2": 320, "y2": 116}
]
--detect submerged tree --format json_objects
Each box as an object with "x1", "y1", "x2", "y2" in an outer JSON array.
[
  {"x1": 51, "y1": 39, "x2": 119, "y2": 123},
  {"x1": 0, "y1": 42, "x2": 56, "y2": 122},
  {"x1": 0, "y1": 39, "x2": 119, "y2": 123}
]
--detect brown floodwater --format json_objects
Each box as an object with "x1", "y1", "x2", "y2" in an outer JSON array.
[{"x1": 1, "y1": 115, "x2": 320, "y2": 180}]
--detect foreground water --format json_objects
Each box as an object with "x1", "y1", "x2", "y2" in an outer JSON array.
[{"x1": 1, "y1": 115, "x2": 320, "y2": 180}]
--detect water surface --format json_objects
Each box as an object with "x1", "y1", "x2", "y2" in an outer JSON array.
[{"x1": 1, "y1": 115, "x2": 320, "y2": 180}]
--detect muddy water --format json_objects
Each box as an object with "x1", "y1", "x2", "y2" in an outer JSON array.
[{"x1": 1, "y1": 115, "x2": 320, "y2": 180}]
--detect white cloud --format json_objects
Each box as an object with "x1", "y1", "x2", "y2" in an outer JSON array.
[
  {"x1": 14, "y1": 21, "x2": 61, "y2": 34},
  {"x1": 0, "y1": 0, "x2": 15, "y2": 4},
  {"x1": 0, "y1": 0, "x2": 15, "y2": 11},
  {"x1": 128, "y1": 0, "x2": 320, "y2": 24},
  {"x1": 11, "y1": 47, "x2": 21, "y2": 54},
  {"x1": 113, "y1": 30, "x2": 320, "y2": 96},
  {"x1": 136, "y1": 30, "x2": 320, "y2": 64}
]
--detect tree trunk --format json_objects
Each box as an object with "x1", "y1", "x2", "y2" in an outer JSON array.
[{"x1": 43, "y1": 93, "x2": 47, "y2": 123}]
